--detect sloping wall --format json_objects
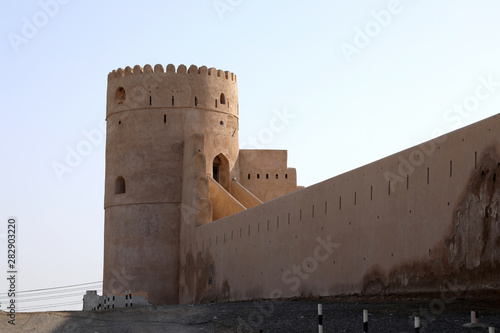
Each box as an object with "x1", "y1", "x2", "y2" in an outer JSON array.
[
  {"x1": 180, "y1": 114, "x2": 500, "y2": 304},
  {"x1": 230, "y1": 180, "x2": 263, "y2": 209},
  {"x1": 209, "y1": 176, "x2": 246, "y2": 220}
]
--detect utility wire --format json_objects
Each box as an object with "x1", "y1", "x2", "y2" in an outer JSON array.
[
  {"x1": 0, "y1": 281, "x2": 102, "y2": 296},
  {"x1": 0, "y1": 281, "x2": 102, "y2": 312},
  {"x1": 0, "y1": 285, "x2": 102, "y2": 299},
  {"x1": 1, "y1": 291, "x2": 102, "y2": 303}
]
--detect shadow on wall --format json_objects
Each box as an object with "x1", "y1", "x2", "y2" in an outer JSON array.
[
  {"x1": 183, "y1": 250, "x2": 231, "y2": 304},
  {"x1": 362, "y1": 150, "x2": 500, "y2": 294}
]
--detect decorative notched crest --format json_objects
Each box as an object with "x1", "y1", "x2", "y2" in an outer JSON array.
[{"x1": 108, "y1": 63, "x2": 237, "y2": 82}]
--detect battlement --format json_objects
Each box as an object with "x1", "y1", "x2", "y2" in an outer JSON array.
[
  {"x1": 108, "y1": 64, "x2": 237, "y2": 82},
  {"x1": 106, "y1": 63, "x2": 239, "y2": 117}
]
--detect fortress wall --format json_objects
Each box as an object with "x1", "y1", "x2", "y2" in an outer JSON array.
[
  {"x1": 181, "y1": 114, "x2": 500, "y2": 304},
  {"x1": 103, "y1": 105, "x2": 185, "y2": 305},
  {"x1": 104, "y1": 108, "x2": 185, "y2": 207},
  {"x1": 103, "y1": 203, "x2": 180, "y2": 305},
  {"x1": 238, "y1": 150, "x2": 299, "y2": 202}
]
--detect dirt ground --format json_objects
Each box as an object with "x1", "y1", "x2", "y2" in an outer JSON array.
[{"x1": 1, "y1": 293, "x2": 499, "y2": 332}]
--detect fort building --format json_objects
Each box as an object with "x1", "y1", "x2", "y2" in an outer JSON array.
[{"x1": 102, "y1": 63, "x2": 500, "y2": 306}]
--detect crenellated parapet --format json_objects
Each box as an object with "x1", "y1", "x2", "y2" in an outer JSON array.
[
  {"x1": 106, "y1": 64, "x2": 238, "y2": 117},
  {"x1": 108, "y1": 64, "x2": 237, "y2": 81}
]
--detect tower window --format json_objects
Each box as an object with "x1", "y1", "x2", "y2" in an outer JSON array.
[
  {"x1": 115, "y1": 176, "x2": 126, "y2": 194},
  {"x1": 195, "y1": 96, "x2": 198, "y2": 106},
  {"x1": 164, "y1": 114, "x2": 166, "y2": 124},
  {"x1": 215, "y1": 99, "x2": 218, "y2": 108},
  {"x1": 172, "y1": 96, "x2": 174, "y2": 106},
  {"x1": 220, "y1": 93, "x2": 226, "y2": 104},
  {"x1": 115, "y1": 87, "x2": 126, "y2": 104}
]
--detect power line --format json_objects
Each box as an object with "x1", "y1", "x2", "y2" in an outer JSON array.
[
  {"x1": 1, "y1": 290, "x2": 103, "y2": 303},
  {"x1": 0, "y1": 284, "x2": 102, "y2": 299},
  {"x1": 0, "y1": 281, "x2": 103, "y2": 312},
  {"x1": 0, "y1": 281, "x2": 102, "y2": 296}
]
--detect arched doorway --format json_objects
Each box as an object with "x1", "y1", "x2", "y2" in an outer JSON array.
[
  {"x1": 212, "y1": 154, "x2": 230, "y2": 191},
  {"x1": 213, "y1": 156, "x2": 221, "y2": 183}
]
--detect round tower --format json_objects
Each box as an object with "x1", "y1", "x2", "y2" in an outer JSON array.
[{"x1": 103, "y1": 64, "x2": 239, "y2": 305}]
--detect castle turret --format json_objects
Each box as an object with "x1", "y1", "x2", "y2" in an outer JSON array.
[{"x1": 103, "y1": 64, "x2": 239, "y2": 305}]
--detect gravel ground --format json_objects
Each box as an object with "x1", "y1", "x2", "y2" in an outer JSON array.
[{"x1": 1, "y1": 294, "x2": 499, "y2": 332}]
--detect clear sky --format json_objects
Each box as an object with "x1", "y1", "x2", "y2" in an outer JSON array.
[{"x1": 1, "y1": 0, "x2": 500, "y2": 311}]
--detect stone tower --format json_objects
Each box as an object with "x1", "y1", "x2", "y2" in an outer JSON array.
[{"x1": 103, "y1": 64, "x2": 239, "y2": 305}]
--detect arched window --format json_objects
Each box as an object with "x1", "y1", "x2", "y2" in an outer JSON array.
[
  {"x1": 220, "y1": 93, "x2": 226, "y2": 104},
  {"x1": 115, "y1": 176, "x2": 126, "y2": 194},
  {"x1": 115, "y1": 87, "x2": 126, "y2": 104}
]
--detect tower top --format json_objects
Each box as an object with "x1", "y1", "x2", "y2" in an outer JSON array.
[
  {"x1": 106, "y1": 64, "x2": 238, "y2": 117},
  {"x1": 108, "y1": 64, "x2": 237, "y2": 82}
]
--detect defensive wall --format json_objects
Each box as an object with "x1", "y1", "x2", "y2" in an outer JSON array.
[{"x1": 180, "y1": 113, "x2": 500, "y2": 304}]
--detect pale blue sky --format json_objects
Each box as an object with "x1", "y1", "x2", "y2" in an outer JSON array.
[{"x1": 1, "y1": 0, "x2": 500, "y2": 311}]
